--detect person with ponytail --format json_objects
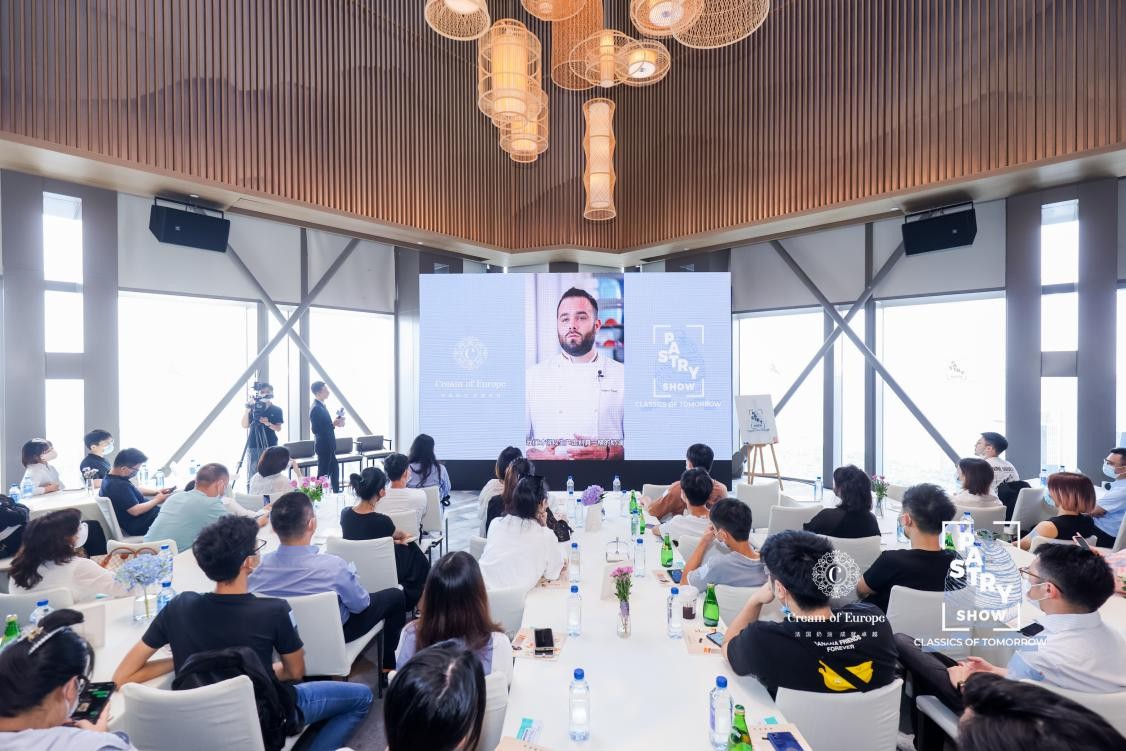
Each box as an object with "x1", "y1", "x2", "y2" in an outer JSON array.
[
  {"x1": 0, "y1": 608, "x2": 137, "y2": 749},
  {"x1": 343, "y1": 467, "x2": 431, "y2": 610},
  {"x1": 484, "y1": 457, "x2": 535, "y2": 534},
  {"x1": 478, "y1": 475, "x2": 564, "y2": 592}
]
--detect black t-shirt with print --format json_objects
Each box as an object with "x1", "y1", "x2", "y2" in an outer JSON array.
[
  {"x1": 726, "y1": 602, "x2": 898, "y2": 696},
  {"x1": 861, "y1": 548, "x2": 958, "y2": 613},
  {"x1": 79, "y1": 454, "x2": 111, "y2": 480}
]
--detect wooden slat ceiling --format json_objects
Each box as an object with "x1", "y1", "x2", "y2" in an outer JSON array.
[{"x1": 1, "y1": 0, "x2": 1122, "y2": 253}]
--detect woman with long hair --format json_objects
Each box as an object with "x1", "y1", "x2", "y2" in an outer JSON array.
[
  {"x1": 249, "y1": 445, "x2": 302, "y2": 497},
  {"x1": 0, "y1": 608, "x2": 137, "y2": 749},
  {"x1": 20, "y1": 439, "x2": 63, "y2": 495},
  {"x1": 406, "y1": 434, "x2": 451, "y2": 504},
  {"x1": 9, "y1": 509, "x2": 129, "y2": 602},
  {"x1": 484, "y1": 457, "x2": 535, "y2": 534},
  {"x1": 803, "y1": 465, "x2": 881, "y2": 538},
  {"x1": 344, "y1": 467, "x2": 431, "y2": 609},
  {"x1": 384, "y1": 641, "x2": 485, "y2": 751},
  {"x1": 395, "y1": 552, "x2": 512, "y2": 685},
  {"x1": 478, "y1": 475, "x2": 564, "y2": 592}
]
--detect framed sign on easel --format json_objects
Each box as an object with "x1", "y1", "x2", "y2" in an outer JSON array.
[{"x1": 735, "y1": 394, "x2": 782, "y2": 488}]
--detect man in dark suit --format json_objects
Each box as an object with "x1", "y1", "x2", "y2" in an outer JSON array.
[{"x1": 310, "y1": 381, "x2": 345, "y2": 492}]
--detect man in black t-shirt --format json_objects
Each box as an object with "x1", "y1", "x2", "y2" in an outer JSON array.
[
  {"x1": 113, "y1": 515, "x2": 373, "y2": 751},
  {"x1": 100, "y1": 448, "x2": 172, "y2": 537},
  {"x1": 79, "y1": 428, "x2": 114, "y2": 489},
  {"x1": 723, "y1": 530, "x2": 898, "y2": 696},
  {"x1": 857, "y1": 483, "x2": 958, "y2": 613},
  {"x1": 241, "y1": 382, "x2": 284, "y2": 483}
]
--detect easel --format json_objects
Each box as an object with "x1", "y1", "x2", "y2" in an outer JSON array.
[{"x1": 745, "y1": 443, "x2": 783, "y2": 489}]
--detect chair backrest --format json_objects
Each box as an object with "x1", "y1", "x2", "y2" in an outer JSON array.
[
  {"x1": 1032, "y1": 682, "x2": 1126, "y2": 738},
  {"x1": 737, "y1": 482, "x2": 782, "y2": 529},
  {"x1": 324, "y1": 536, "x2": 399, "y2": 593},
  {"x1": 469, "y1": 535, "x2": 487, "y2": 560},
  {"x1": 476, "y1": 670, "x2": 510, "y2": 751},
  {"x1": 821, "y1": 535, "x2": 883, "y2": 573},
  {"x1": 387, "y1": 509, "x2": 419, "y2": 538},
  {"x1": 121, "y1": 675, "x2": 265, "y2": 751},
  {"x1": 487, "y1": 585, "x2": 526, "y2": 639},
  {"x1": 1009, "y1": 487, "x2": 1049, "y2": 537},
  {"x1": 1114, "y1": 512, "x2": 1126, "y2": 553},
  {"x1": 421, "y1": 486, "x2": 441, "y2": 533},
  {"x1": 95, "y1": 494, "x2": 127, "y2": 540},
  {"x1": 0, "y1": 587, "x2": 75, "y2": 622},
  {"x1": 715, "y1": 584, "x2": 757, "y2": 626},
  {"x1": 284, "y1": 591, "x2": 349, "y2": 677},
  {"x1": 776, "y1": 678, "x2": 903, "y2": 751},
  {"x1": 677, "y1": 533, "x2": 703, "y2": 563},
  {"x1": 952, "y1": 504, "x2": 1007, "y2": 534},
  {"x1": 233, "y1": 492, "x2": 273, "y2": 512},
  {"x1": 886, "y1": 586, "x2": 970, "y2": 660},
  {"x1": 641, "y1": 484, "x2": 670, "y2": 502},
  {"x1": 283, "y1": 440, "x2": 315, "y2": 460},
  {"x1": 334, "y1": 436, "x2": 354, "y2": 455},
  {"x1": 766, "y1": 504, "x2": 822, "y2": 537},
  {"x1": 1029, "y1": 535, "x2": 1097, "y2": 552},
  {"x1": 886, "y1": 484, "x2": 909, "y2": 502},
  {"x1": 355, "y1": 435, "x2": 386, "y2": 452}
]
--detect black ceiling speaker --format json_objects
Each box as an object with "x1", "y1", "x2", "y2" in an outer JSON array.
[
  {"x1": 148, "y1": 198, "x2": 230, "y2": 252},
  {"x1": 902, "y1": 203, "x2": 977, "y2": 255}
]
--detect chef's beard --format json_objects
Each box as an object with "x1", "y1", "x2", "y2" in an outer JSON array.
[{"x1": 559, "y1": 329, "x2": 595, "y2": 358}]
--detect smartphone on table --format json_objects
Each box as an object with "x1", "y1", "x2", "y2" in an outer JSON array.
[
  {"x1": 766, "y1": 731, "x2": 804, "y2": 751},
  {"x1": 533, "y1": 628, "x2": 555, "y2": 656},
  {"x1": 668, "y1": 569, "x2": 683, "y2": 584},
  {"x1": 71, "y1": 681, "x2": 115, "y2": 723},
  {"x1": 705, "y1": 631, "x2": 724, "y2": 648}
]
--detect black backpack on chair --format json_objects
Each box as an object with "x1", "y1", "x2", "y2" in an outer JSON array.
[
  {"x1": 997, "y1": 480, "x2": 1030, "y2": 522},
  {"x1": 172, "y1": 646, "x2": 302, "y2": 751}
]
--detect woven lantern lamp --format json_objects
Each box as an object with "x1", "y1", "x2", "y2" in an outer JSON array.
[
  {"x1": 424, "y1": 0, "x2": 491, "y2": 41},
  {"x1": 478, "y1": 19, "x2": 543, "y2": 126},
  {"x1": 500, "y1": 90, "x2": 549, "y2": 162},
  {"x1": 521, "y1": 0, "x2": 586, "y2": 22},
  {"x1": 571, "y1": 29, "x2": 633, "y2": 89},
  {"x1": 583, "y1": 98, "x2": 616, "y2": 221},
  {"x1": 550, "y1": 0, "x2": 603, "y2": 90},
  {"x1": 617, "y1": 39, "x2": 671, "y2": 86},
  {"x1": 674, "y1": 0, "x2": 770, "y2": 49},
  {"x1": 629, "y1": 0, "x2": 703, "y2": 37}
]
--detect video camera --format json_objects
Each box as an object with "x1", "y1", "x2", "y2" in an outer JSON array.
[{"x1": 247, "y1": 380, "x2": 273, "y2": 421}]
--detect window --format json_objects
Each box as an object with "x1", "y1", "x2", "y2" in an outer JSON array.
[
  {"x1": 877, "y1": 294, "x2": 1006, "y2": 487},
  {"x1": 267, "y1": 305, "x2": 302, "y2": 443},
  {"x1": 119, "y1": 292, "x2": 257, "y2": 472},
  {"x1": 308, "y1": 307, "x2": 395, "y2": 439},
  {"x1": 1040, "y1": 200, "x2": 1079, "y2": 285},
  {"x1": 1119, "y1": 289, "x2": 1126, "y2": 444},
  {"x1": 43, "y1": 193, "x2": 83, "y2": 284},
  {"x1": 837, "y1": 309, "x2": 867, "y2": 469},
  {"x1": 1040, "y1": 378, "x2": 1077, "y2": 471},
  {"x1": 44, "y1": 290, "x2": 84, "y2": 353},
  {"x1": 1040, "y1": 291, "x2": 1078, "y2": 351},
  {"x1": 737, "y1": 309, "x2": 824, "y2": 481},
  {"x1": 1039, "y1": 200, "x2": 1079, "y2": 467},
  {"x1": 45, "y1": 379, "x2": 84, "y2": 489}
]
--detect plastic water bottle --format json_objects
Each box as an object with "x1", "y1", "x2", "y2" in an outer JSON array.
[
  {"x1": 612, "y1": 475, "x2": 621, "y2": 495},
  {"x1": 153, "y1": 470, "x2": 165, "y2": 489},
  {"x1": 569, "y1": 668, "x2": 590, "y2": 741},
  {"x1": 20, "y1": 476, "x2": 34, "y2": 500},
  {"x1": 962, "y1": 511, "x2": 975, "y2": 544},
  {"x1": 156, "y1": 581, "x2": 177, "y2": 614},
  {"x1": 569, "y1": 542, "x2": 581, "y2": 582},
  {"x1": 567, "y1": 585, "x2": 582, "y2": 636},
  {"x1": 139, "y1": 464, "x2": 150, "y2": 485},
  {"x1": 896, "y1": 514, "x2": 909, "y2": 544},
  {"x1": 667, "y1": 586, "x2": 683, "y2": 638},
  {"x1": 634, "y1": 537, "x2": 646, "y2": 576},
  {"x1": 188, "y1": 459, "x2": 199, "y2": 477},
  {"x1": 813, "y1": 475, "x2": 824, "y2": 502},
  {"x1": 630, "y1": 508, "x2": 641, "y2": 537},
  {"x1": 574, "y1": 497, "x2": 585, "y2": 527},
  {"x1": 159, "y1": 544, "x2": 174, "y2": 580},
  {"x1": 567, "y1": 475, "x2": 575, "y2": 498},
  {"x1": 709, "y1": 675, "x2": 733, "y2": 750},
  {"x1": 7, "y1": 485, "x2": 20, "y2": 503},
  {"x1": 1039, "y1": 467, "x2": 1048, "y2": 486},
  {"x1": 29, "y1": 599, "x2": 53, "y2": 626}
]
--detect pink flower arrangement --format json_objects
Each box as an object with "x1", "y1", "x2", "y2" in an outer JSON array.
[
  {"x1": 611, "y1": 566, "x2": 633, "y2": 603},
  {"x1": 292, "y1": 475, "x2": 332, "y2": 504},
  {"x1": 870, "y1": 474, "x2": 889, "y2": 499}
]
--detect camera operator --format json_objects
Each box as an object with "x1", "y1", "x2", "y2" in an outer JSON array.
[{"x1": 240, "y1": 382, "x2": 283, "y2": 482}]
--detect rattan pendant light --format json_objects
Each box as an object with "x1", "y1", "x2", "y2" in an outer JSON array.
[
  {"x1": 629, "y1": 0, "x2": 703, "y2": 37},
  {"x1": 583, "y1": 98, "x2": 616, "y2": 221},
  {"x1": 521, "y1": 0, "x2": 586, "y2": 22},
  {"x1": 618, "y1": 39, "x2": 671, "y2": 86},
  {"x1": 674, "y1": 0, "x2": 770, "y2": 49},
  {"x1": 571, "y1": 29, "x2": 633, "y2": 88},
  {"x1": 500, "y1": 91, "x2": 549, "y2": 162},
  {"x1": 550, "y1": 0, "x2": 604, "y2": 90},
  {"x1": 424, "y1": 0, "x2": 491, "y2": 41},
  {"x1": 478, "y1": 20, "x2": 543, "y2": 126}
]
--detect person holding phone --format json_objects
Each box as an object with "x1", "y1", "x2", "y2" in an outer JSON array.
[
  {"x1": 0, "y1": 608, "x2": 137, "y2": 750},
  {"x1": 1018, "y1": 472, "x2": 1116, "y2": 550},
  {"x1": 100, "y1": 448, "x2": 172, "y2": 537}
]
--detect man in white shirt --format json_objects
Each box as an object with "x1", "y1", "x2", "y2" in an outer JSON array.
[
  {"x1": 975, "y1": 432, "x2": 1020, "y2": 493},
  {"x1": 1092, "y1": 447, "x2": 1126, "y2": 538},
  {"x1": 526, "y1": 287, "x2": 624, "y2": 461},
  {"x1": 655, "y1": 468, "x2": 714, "y2": 543},
  {"x1": 379, "y1": 453, "x2": 428, "y2": 530}
]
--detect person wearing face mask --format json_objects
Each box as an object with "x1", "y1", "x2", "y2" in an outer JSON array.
[
  {"x1": 1091, "y1": 448, "x2": 1126, "y2": 539},
  {"x1": 99, "y1": 448, "x2": 172, "y2": 537},
  {"x1": 683, "y1": 498, "x2": 767, "y2": 589},
  {"x1": 9, "y1": 509, "x2": 130, "y2": 602},
  {"x1": 1018, "y1": 472, "x2": 1116, "y2": 550},
  {"x1": 722, "y1": 530, "x2": 898, "y2": 697},
  {"x1": 973, "y1": 432, "x2": 1020, "y2": 493},
  {"x1": 142, "y1": 463, "x2": 266, "y2": 552},
  {"x1": 114, "y1": 515, "x2": 374, "y2": 751},
  {"x1": 0, "y1": 608, "x2": 138, "y2": 750},
  {"x1": 78, "y1": 429, "x2": 114, "y2": 490},
  {"x1": 20, "y1": 438, "x2": 64, "y2": 495},
  {"x1": 893, "y1": 545, "x2": 1126, "y2": 749}
]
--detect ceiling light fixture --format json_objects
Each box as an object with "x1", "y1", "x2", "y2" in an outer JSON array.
[
  {"x1": 520, "y1": 0, "x2": 586, "y2": 22},
  {"x1": 500, "y1": 91, "x2": 549, "y2": 162},
  {"x1": 673, "y1": 0, "x2": 770, "y2": 49},
  {"x1": 550, "y1": 0, "x2": 603, "y2": 90},
  {"x1": 582, "y1": 98, "x2": 616, "y2": 221},
  {"x1": 629, "y1": 0, "x2": 703, "y2": 37},
  {"x1": 478, "y1": 20, "x2": 543, "y2": 126},
  {"x1": 424, "y1": 0, "x2": 491, "y2": 41}
]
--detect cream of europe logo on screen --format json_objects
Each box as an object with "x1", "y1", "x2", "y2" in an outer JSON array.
[
  {"x1": 652, "y1": 325, "x2": 706, "y2": 398},
  {"x1": 453, "y1": 336, "x2": 488, "y2": 371}
]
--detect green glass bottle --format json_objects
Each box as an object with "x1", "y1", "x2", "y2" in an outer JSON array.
[
  {"x1": 703, "y1": 584, "x2": 720, "y2": 627},
  {"x1": 629, "y1": 490, "x2": 639, "y2": 515},
  {"x1": 0, "y1": 614, "x2": 19, "y2": 649},
  {"x1": 728, "y1": 704, "x2": 753, "y2": 750},
  {"x1": 660, "y1": 533, "x2": 674, "y2": 568},
  {"x1": 943, "y1": 530, "x2": 956, "y2": 551}
]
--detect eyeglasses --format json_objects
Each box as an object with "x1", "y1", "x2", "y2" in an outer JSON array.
[
  {"x1": 1019, "y1": 565, "x2": 1062, "y2": 593},
  {"x1": 252, "y1": 538, "x2": 268, "y2": 555}
]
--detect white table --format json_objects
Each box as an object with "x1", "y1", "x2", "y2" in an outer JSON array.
[
  {"x1": 27, "y1": 489, "x2": 111, "y2": 529},
  {"x1": 501, "y1": 492, "x2": 786, "y2": 749}
]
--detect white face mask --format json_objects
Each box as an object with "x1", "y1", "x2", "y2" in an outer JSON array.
[
  {"x1": 74, "y1": 522, "x2": 89, "y2": 549},
  {"x1": 66, "y1": 679, "x2": 80, "y2": 719},
  {"x1": 43, "y1": 449, "x2": 58, "y2": 462},
  {"x1": 1104, "y1": 462, "x2": 1121, "y2": 480},
  {"x1": 102, "y1": 442, "x2": 115, "y2": 456}
]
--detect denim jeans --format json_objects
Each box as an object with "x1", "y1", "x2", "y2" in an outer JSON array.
[{"x1": 294, "y1": 680, "x2": 373, "y2": 751}]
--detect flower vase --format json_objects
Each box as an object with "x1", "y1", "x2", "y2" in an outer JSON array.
[
  {"x1": 585, "y1": 502, "x2": 603, "y2": 532},
  {"x1": 617, "y1": 601, "x2": 631, "y2": 638},
  {"x1": 133, "y1": 586, "x2": 157, "y2": 623},
  {"x1": 875, "y1": 493, "x2": 886, "y2": 517}
]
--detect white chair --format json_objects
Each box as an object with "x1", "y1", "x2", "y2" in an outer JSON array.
[
  {"x1": 106, "y1": 538, "x2": 178, "y2": 557},
  {"x1": 120, "y1": 676, "x2": 269, "y2": 751},
  {"x1": 469, "y1": 535, "x2": 487, "y2": 560},
  {"x1": 886, "y1": 484, "x2": 909, "y2": 502},
  {"x1": 285, "y1": 591, "x2": 383, "y2": 678},
  {"x1": 422, "y1": 486, "x2": 442, "y2": 535},
  {"x1": 885, "y1": 586, "x2": 971, "y2": 661},
  {"x1": 1115, "y1": 512, "x2": 1126, "y2": 552},
  {"x1": 233, "y1": 492, "x2": 273, "y2": 513},
  {"x1": 487, "y1": 586, "x2": 526, "y2": 639},
  {"x1": 95, "y1": 495, "x2": 142, "y2": 543},
  {"x1": 1008, "y1": 487, "x2": 1049, "y2": 537},
  {"x1": 914, "y1": 695, "x2": 960, "y2": 746},
  {"x1": 765, "y1": 504, "x2": 822, "y2": 538},
  {"x1": 324, "y1": 536, "x2": 399, "y2": 593},
  {"x1": 641, "y1": 484, "x2": 670, "y2": 502},
  {"x1": 476, "y1": 670, "x2": 510, "y2": 751},
  {"x1": 736, "y1": 482, "x2": 781, "y2": 530},
  {"x1": 777, "y1": 678, "x2": 903, "y2": 751},
  {"x1": 387, "y1": 509, "x2": 419, "y2": 538},
  {"x1": 822, "y1": 535, "x2": 883, "y2": 573},
  {"x1": 677, "y1": 533, "x2": 703, "y2": 563},
  {"x1": 952, "y1": 504, "x2": 1007, "y2": 534},
  {"x1": 0, "y1": 587, "x2": 75, "y2": 622},
  {"x1": 715, "y1": 584, "x2": 756, "y2": 626},
  {"x1": 1037, "y1": 683, "x2": 1126, "y2": 737}
]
